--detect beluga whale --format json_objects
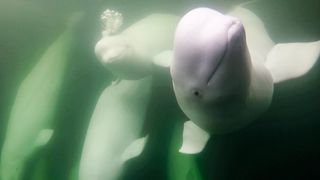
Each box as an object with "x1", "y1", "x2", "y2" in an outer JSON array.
[
  {"x1": 154, "y1": 6, "x2": 320, "y2": 154},
  {"x1": 80, "y1": 9, "x2": 179, "y2": 180}
]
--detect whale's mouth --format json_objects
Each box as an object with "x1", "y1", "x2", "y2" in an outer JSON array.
[
  {"x1": 205, "y1": 43, "x2": 227, "y2": 85},
  {"x1": 205, "y1": 20, "x2": 241, "y2": 85}
]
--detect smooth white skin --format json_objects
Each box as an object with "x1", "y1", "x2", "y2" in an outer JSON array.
[
  {"x1": 171, "y1": 8, "x2": 273, "y2": 134},
  {"x1": 79, "y1": 77, "x2": 152, "y2": 180},
  {"x1": 80, "y1": 14, "x2": 179, "y2": 180},
  {"x1": 95, "y1": 14, "x2": 179, "y2": 79},
  {"x1": 228, "y1": 6, "x2": 275, "y2": 63},
  {"x1": 229, "y1": 6, "x2": 320, "y2": 84},
  {"x1": 265, "y1": 41, "x2": 320, "y2": 83},
  {"x1": 95, "y1": 34, "x2": 150, "y2": 79},
  {"x1": 173, "y1": 6, "x2": 318, "y2": 153}
]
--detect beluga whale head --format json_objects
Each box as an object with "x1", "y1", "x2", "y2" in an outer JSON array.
[
  {"x1": 168, "y1": 6, "x2": 319, "y2": 154},
  {"x1": 171, "y1": 8, "x2": 262, "y2": 134}
]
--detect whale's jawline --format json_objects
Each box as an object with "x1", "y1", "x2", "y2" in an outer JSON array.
[
  {"x1": 206, "y1": 20, "x2": 242, "y2": 85},
  {"x1": 205, "y1": 40, "x2": 228, "y2": 85}
]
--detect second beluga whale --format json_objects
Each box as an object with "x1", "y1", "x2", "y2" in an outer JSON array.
[
  {"x1": 79, "y1": 9, "x2": 179, "y2": 180},
  {"x1": 154, "y1": 6, "x2": 320, "y2": 154}
]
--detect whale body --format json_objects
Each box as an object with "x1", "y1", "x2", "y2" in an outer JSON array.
[
  {"x1": 171, "y1": 8, "x2": 273, "y2": 135},
  {"x1": 160, "y1": 7, "x2": 320, "y2": 154},
  {"x1": 80, "y1": 12, "x2": 179, "y2": 180},
  {"x1": 0, "y1": 18, "x2": 76, "y2": 180}
]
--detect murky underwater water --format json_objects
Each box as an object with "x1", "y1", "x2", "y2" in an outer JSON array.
[{"x1": 0, "y1": 0, "x2": 319, "y2": 180}]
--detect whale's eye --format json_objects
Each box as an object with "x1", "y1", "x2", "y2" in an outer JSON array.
[{"x1": 192, "y1": 90, "x2": 201, "y2": 97}]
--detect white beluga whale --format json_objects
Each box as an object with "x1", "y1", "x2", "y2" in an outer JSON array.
[
  {"x1": 79, "y1": 9, "x2": 179, "y2": 180},
  {"x1": 95, "y1": 9, "x2": 179, "y2": 80},
  {"x1": 172, "y1": 7, "x2": 274, "y2": 134},
  {"x1": 154, "y1": 7, "x2": 320, "y2": 154},
  {"x1": 0, "y1": 13, "x2": 84, "y2": 180}
]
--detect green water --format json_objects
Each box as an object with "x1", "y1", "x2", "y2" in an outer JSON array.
[{"x1": 0, "y1": 0, "x2": 319, "y2": 180}]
